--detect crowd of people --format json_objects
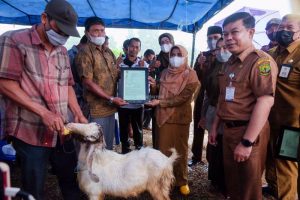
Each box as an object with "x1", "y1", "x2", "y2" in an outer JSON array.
[{"x1": 0, "y1": 0, "x2": 299, "y2": 200}]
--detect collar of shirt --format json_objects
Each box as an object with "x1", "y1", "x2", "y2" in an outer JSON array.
[
  {"x1": 123, "y1": 57, "x2": 138, "y2": 67},
  {"x1": 275, "y1": 40, "x2": 300, "y2": 56},
  {"x1": 228, "y1": 45, "x2": 256, "y2": 65},
  {"x1": 29, "y1": 25, "x2": 64, "y2": 54},
  {"x1": 71, "y1": 45, "x2": 79, "y2": 54},
  {"x1": 87, "y1": 40, "x2": 103, "y2": 52},
  {"x1": 286, "y1": 40, "x2": 300, "y2": 54}
]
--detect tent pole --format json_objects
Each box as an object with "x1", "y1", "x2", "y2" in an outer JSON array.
[{"x1": 190, "y1": 31, "x2": 196, "y2": 67}]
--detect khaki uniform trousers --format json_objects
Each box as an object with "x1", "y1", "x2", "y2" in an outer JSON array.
[
  {"x1": 266, "y1": 124, "x2": 299, "y2": 200},
  {"x1": 157, "y1": 123, "x2": 189, "y2": 186},
  {"x1": 223, "y1": 122, "x2": 270, "y2": 200}
]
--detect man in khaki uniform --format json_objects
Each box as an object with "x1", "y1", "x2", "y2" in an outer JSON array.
[
  {"x1": 189, "y1": 26, "x2": 222, "y2": 166},
  {"x1": 209, "y1": 12, "x2": 278, "y2": 200},
  {"x1": 266, "y1": 14, "x2": 300, "y2": 200}
]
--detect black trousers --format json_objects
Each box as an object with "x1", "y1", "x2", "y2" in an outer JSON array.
[
  {"x1": 118, "y1": 107, "x2": 143, "y2": 151},
  {"x1": 143, "y1": 108, "x2": 152, "y2": 128},
  {"x1": 13, "y1": 138, "x2": 81, "y2": 200},
  {"x1": 191, "y1": 94, "x2": 205, "y2": 161}
]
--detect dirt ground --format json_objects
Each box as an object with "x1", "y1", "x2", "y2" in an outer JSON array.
[{"x1": 9, "y1": 127, "x2": 276, "y2": 200}]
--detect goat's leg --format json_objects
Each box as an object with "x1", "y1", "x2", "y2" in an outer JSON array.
[
  {"x1": 88, "y1": 195, "x2": 98, "y2": 200},
  {"x1": 148, "y1": 188, "x2": 170, "y2": 200},
  {"x1": 98, "y1": 193, "x2": 105, "y2": 200},
  {"x1": 149, "y1": 192, "x2": 170, "y2": 200},
  {"x1": 88, "y1": 193, "x2": 104, "y2": 200}
]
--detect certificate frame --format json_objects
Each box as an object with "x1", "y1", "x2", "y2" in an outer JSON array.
[
  {"x1": 118, "y1": 67, "x2": 149, "y2": 104},
  {"x1": 276, "y1": 126, "x2": 300, "y2": 162}
]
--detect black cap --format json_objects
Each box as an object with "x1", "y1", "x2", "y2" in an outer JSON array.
[
  {"x1": 207, "y1": 26, "x2": 222, "y2": 36},
  {"x1": 45, "y1": 0, "x2": 80, "y2": 37},
  {"x1": 265, "y1": 18, "x2": 281, "y2": 30}
]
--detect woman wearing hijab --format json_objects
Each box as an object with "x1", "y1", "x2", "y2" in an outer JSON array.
[{"x1": 146, "y1": 45, "x2": 200, "y2": 195}]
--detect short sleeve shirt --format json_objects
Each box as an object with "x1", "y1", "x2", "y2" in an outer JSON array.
[
  {"x1": 75, "y1": 42, "x2": 119, "y2": 118},
  {"x1": 0, "y1": 25, "x2": 74, "y2": 147},
  {"x1": 217, "y1": 48, "x2": 277, "y2": 121}
]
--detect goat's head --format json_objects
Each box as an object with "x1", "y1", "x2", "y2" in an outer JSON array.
[{"x1": 65, "y1": 122, "x2": 104, "y2": 143}]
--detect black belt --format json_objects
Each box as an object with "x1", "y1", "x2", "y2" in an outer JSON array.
[{"x1": 224, "y1": 120, "x2": 249, "y2": 128}]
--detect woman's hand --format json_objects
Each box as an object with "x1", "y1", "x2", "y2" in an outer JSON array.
[
  {"x1": 148, "y1": 76, "x2": 156, "y2": 85},
  {"x1": 145, "y1": 99, "x2": 160, "y2": 107}
]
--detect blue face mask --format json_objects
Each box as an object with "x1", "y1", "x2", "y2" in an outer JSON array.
[{"x1": 46, "y1": 29, "x2": 69, "y2": 46}]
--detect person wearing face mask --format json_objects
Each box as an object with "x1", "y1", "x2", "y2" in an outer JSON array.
[
  {"x1": 265, "y1": 14, "x2": 300, "y2": 200},
  {"x1": 146, "y1": 45, "x2": 200, "y2": 196},
  {"x1": 209, "y1": 12, "x2": 278, "y2": 200},
  {"x1": 189, "y1": 25, "x2": 223, "y2": 167},
  {"x1": 152, "y1": 33, "x2": 175, "y2": 81},
  {"x1": 148, "y1": 33, "x2": 175, "y2": 149},
  {"x1": 261, "y1": 18, "x2": 281, "y2": 53},
  {"x1": 75, "y1": 17, "x2": 127, "y2": 151},
  {"x1": 0, "y1": 0, "x2": 88, "y2": 199},
  {"x1": 200, "y1": 38, "x2": 230, "y2": 197}
]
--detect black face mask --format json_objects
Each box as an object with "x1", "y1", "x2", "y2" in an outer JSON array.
[
  {"x1": 267, "y1": 32, "x2": 277, "y2": 42},
  {"x1": 276, "y1": 30, "x2": 294, "y2": 47}
]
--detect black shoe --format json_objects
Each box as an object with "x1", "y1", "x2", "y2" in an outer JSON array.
[
  {"x1": 135, "y1": 145, "x2": 143, "y2": 150},
  {"x1": 188, "y1": 159, "x2": 203, "y2": 167},
  {"x1": 121, "y1": 145, "x2": 131, "y2": 154}
]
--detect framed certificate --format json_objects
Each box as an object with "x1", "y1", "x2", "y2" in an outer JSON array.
[
  {"x1": 118, "y1": 68, "x2": 149, "y2": 104},
  {"x1": 276, "y1": 126, "x2": 300, "y2": 161}
]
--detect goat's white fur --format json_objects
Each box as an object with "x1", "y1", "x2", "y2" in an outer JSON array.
[{"x1": 66, "y1": 123, "x2": 178, "y2": 200}]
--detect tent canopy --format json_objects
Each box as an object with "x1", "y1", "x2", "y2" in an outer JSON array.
[{"x1": 0, "y1": 0, "x2": 233, "y2": 33}]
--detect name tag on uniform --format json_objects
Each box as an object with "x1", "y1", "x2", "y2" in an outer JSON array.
[
  {"x1": 225, "y1": 86, "x2": 235, "y2": 101},
  {"x1": 279, "y1": 64, "x2": 292, "y2": 78}
]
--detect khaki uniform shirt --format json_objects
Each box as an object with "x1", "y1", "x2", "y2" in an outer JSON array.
[
  {"x1": 217, "y1": 46, "x2": 277, "y2": 121},
  {"x1": 75, "y1": 42, "x2": 119, "y2": 118},
  {"x1": 270, "y1": 40, "x2": 300, "y2": 128}
]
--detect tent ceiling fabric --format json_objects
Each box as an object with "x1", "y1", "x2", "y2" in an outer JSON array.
[{"x1": 0, "y1": 0, "x2": 233, "y2": 33}]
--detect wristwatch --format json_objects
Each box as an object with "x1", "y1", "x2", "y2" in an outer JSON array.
[
  {"x1": 109, "y1": 97, "x2": 115, "y2": 104},
  {"x1": 241, "y1": 138, "x2": 255, "y2": 147}
]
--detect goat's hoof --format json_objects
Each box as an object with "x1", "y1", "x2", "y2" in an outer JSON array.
[{"x1": 179, "y1": 184, "x2": 190, "y2": 195}]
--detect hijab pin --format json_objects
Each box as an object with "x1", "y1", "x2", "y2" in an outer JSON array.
[{"x1": 288, "y1": 59, "x2": 294, "y2": 64}]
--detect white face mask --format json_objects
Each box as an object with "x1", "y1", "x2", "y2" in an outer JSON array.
[
  {"x1": 216, "y1": 51, "x2": 232, "y2": 63},
  {"x1": 161, "y1": 43, "x2": 173, "y2": 53},
  {"x1": 207, "y1": 39, "x2": 218, "y2": 50},
  {"x1": 89, "y1": 34, "x2": 105, "y2": 46},
  {"x1": 46, "y1": 29, "x2": 69, "y2": 46},
  {"x1": 169, "y1": 56, "x2": 184, "y2": 68}
]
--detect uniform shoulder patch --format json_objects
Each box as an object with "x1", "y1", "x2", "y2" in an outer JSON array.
[{"x1": 257, "y1": 57, "x2": 271, "y2": 76}]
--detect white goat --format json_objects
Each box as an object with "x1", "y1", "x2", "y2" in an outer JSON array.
[{"x1": 65, "y1": 123, "x2": 178, "y2": 200}]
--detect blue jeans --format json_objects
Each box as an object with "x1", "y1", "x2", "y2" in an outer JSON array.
[
  {"x1": 90, "y1": 114, "x2": 115, "y2": 150},
  {"x1": 13, "y1": 138, "x2": 81, "y2": 200}
]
